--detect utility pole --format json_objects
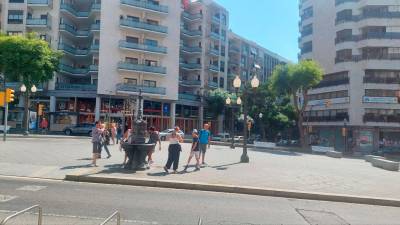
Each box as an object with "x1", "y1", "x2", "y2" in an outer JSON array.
[{"x1": 3, "y1": 75, "x2": 7, "y2": 142}]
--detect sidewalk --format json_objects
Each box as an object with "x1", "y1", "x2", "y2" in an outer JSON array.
[{"x1": 1, "y1": 138, "x2": 399, "y2": 205}]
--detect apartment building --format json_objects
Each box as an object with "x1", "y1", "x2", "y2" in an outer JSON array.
[
  {"x1": 1, "y1": 0, "x2": 288, "y2": 135},
  {"x1": 227, "y1": 31, "x2": 288, "y2": 92},
  {"x1": 299, "y1": 0, "x2": 400, "y2": 154}
]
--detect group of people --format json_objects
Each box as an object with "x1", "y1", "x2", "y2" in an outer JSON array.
[{"x1": 91, "y1": 121, "x2": 212, "y2": 173}]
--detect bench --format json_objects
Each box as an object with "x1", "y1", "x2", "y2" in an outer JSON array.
[
  {"x1": 253, "y1": 142, "x2": 276, "y2": 149},
  {"x1": 370, "y1": 157, "x2": 400, "y2": 172},
  {"x1": 326, "y1": 150, "x2": 343, "y2": 158},
  {"x1": 311, "y1": 146, "x2": 334, "y2": 154},
  {"x1": 364, "y1": 155, "x2": 384, "y2": 162}
]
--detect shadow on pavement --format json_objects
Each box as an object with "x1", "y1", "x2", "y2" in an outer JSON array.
[
  {"x1": 249, "y1": 148, "x2": 303, "y2": 156},
  {"x1": 60, "y1": 164, "x2": 93, "y2": 170},
  {"x1": 76, "y1": 158, "x2": 92, "y2": 161},
  {"x1": 147, "y1": 171, "x2": 168, "y2": 177},
  {"x1": 211, "y1": 162, "x2": 241, "y2": 170}
]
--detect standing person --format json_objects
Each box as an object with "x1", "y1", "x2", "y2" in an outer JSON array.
[
  {"x1": 100, "y1": 124, "x2": 112, "y2": 159},
  {"x1": 164, "y1": 131, "x2": 183, "y2": 174},
  {"x1": 147, "y1": 126, "x2": 161, "y2": 165},
  {"x1": 40, "y1": 117, "x2": 49, "y2": 134},
  {"x1": 111, "y1": 123, "x2": 117, "y2": 145},
  {"x1": 199, "y1": 124, "x2": 211, "y2": 165},
  {"x1": 120, "y1": 128, "x2": 131, "y2": 166},
  {"x1": 91, "y1": 121, "x2": 103, "y2": 167},
  {"x1": 116, "y1": 123, "x2": 122, "y2": 144},
  {"x1": 183, "y1": 129, "x2": 201, "y2": 172}
]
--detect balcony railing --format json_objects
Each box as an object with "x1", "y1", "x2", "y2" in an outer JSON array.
[
  {"x1": 118, "y1": 62, "x2": 167, "y2": 74},
  {"x1": 363, "y1": 76, "x2": 400, "y2": 84},
  {"x1": 60, "y1": 4, "x2": 90, "y2": 17},
  {"x1": 27, "y1": 0, "x2": 52, "y2": 5},
  {"x1": 209, "y1": 48, "x2": 219, "y2": 56},
  {"x1": 58, "y1": 43, "x2": 90, "y2": 56},
  {"x1": 229, "y1": 46, "x2": 240, "y2": 53},
  {"x1": 209, "y1": 64, "x2": 219, "y2": 72},
  {"x1": 182, "y1": 12, "x2": 202, "y2": 21},
  {"x1": 180, "y1": 80, "x2": 201, "y2": 86},
  {"x1": 336, "y1": 32, "x2": 400, "y2": 44},
  {"x1": 335, "y1": 0, "x2": 359, "y2": 6},
  {"x1": 120, "y1": 19, "x2": 167, "y2": 34},
  {"x1": 55, "y1": 83, "x2": 97, "y2": 91},
  {"x1": 91, "y1": 23, "x2": 100, "y2": 31},
  {"x1": 335, "y1": 54, "x2": 400, "y2": 64},
  {"x1": 212, "y1": 16, "x2": 220, "y2": 24},
  {"x1": 304, "y1": 114, "x2": 349, "y2": 122},
  {"x1": 117, "y1": 83, "x2": 166, "y2": 95},
  {"x1": 180, "y1": 45, "x2": 202, "y2": 53},
  {"x1": 59, "y1": 24, "x2": 90, "y2": 37},
  {"x1": 120, "y1": 0, "x2": 168, "y2": 14},
  {"x1": 336, "y1": 11, "x2": 400, "y2": 25},
  {"x1": 180, "y1": 63, "x2": 201, "y2": 70},
  {"x1": 179, "y1": 93, "x2": 200, "y2": 101},
  {"x1": 119, "y1": 40, "x2": 167, "y2": 54},
  {"x1": 208, "y1": 81, "x2": 219, "y2": 88},
  {"x1": 363, "y1": 114, "x2": 400, "y2": 123},
  {"x1": 314, "y1": 78, "x2": 350, "y2": 88},
  {"x1": 26, "y1": 18, "x2": 48, "y2": 26},
  {"x1": 59, "y1": 64, "x2": 89, "y2": 75},
  {"x1": 209, "y1": 32, "x2": 220, "y2": 40},
  {"x1": 181, "y1": 28, "x2": 202, "y2": 37}
]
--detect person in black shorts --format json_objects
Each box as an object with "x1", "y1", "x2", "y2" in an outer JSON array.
[
  {"x1": 147, "y1": 126, "x2": 161, "y2": 165},
  {"x1": 183, "y1": 129, "x2": 201, "y2": 172}
]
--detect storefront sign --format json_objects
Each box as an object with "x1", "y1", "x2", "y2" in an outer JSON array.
[
  {"x1": 363, "y1": 96, "x2": 398, "y2": 104},
  {"x1": 308, "y1": 97, "x2": 350, "y2": 106}
]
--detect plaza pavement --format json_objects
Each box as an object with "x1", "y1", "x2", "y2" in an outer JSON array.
[{"x1": 0, "y1": 137, "x2": 399, "y2": 203}]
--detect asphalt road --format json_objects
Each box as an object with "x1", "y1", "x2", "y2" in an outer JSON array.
[{"x1": 1, "y1": 176, "x2": 400, "y2": 225}]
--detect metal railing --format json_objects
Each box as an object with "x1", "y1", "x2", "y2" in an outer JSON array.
[
  {"x1": 198, "y1": 217, "x2": 202, "y2": 225},
  {"x1": 120, "y1": 19, "x2": 168, "y2": 34},
  {"x1": 99, "y1": 211, "x2": 120, "y2": 225},
  {"x1": 0, "y1": 205, "x2": 42, "y2": 225}
]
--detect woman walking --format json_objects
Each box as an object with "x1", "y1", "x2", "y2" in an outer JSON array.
[
  {"x1": 183, "y1": 129, "x2": 201, "y2": 172},
  {"x1": 164, "y1": 130, "x2": 183, "y2": 174},
  {"x1": 100, "y1": 124, "x2": 112, "y2": 159},
  {"x1": 111, "y1": 123, "x2": 117, "y2": 145}
]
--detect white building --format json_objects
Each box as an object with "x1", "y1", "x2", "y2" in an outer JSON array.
[{"x1": 299, "y1": 0, "x2": 400, "y2": 154}]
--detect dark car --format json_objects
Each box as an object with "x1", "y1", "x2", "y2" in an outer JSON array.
[{"x1": 63, "y1": 123, "x2": 95, "y2": 136}]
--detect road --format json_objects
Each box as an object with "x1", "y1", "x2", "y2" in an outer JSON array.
[{"x1": 1, "y1": 176, "x2": 400, "y2": 225}]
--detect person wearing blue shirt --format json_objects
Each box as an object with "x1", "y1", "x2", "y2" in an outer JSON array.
[{"x1": 198, "y1": 124, "x2": 211, "y2": 165}]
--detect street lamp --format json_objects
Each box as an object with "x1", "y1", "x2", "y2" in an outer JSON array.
[{"x1": 20, "y1": 84, "x2": 37, "y2": 135}]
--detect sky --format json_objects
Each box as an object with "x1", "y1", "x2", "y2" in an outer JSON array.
[{"x1": 214, "y1": 0, "x2": 300, "y2": 62}]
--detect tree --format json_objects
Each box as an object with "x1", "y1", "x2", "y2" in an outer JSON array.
[
  {"x1": 205, "y1": 89, "x2": 233, "y2": 117},
  {"x1": 247, "y1": 83, "x2": 296, "y2": 141},
  {"x1": 270, "y1": 60, "x2": 323, "y2": 148},
  {"x1": 0, "y1": 33, "x2": 62, "y2": 133}
]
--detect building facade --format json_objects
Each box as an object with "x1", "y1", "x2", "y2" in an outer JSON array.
[
  {"x1": 1, "y1": 0, "x2": 287, "y2": 135},
  {"x1": 299, "y1": 0, "x2": 400, "y2": 154}
]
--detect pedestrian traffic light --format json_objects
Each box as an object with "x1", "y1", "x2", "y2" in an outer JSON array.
[
  {"x1": 5, "y1": 88, "x2": 15, "y2": 103},
  {"x1": 0, "y1": 92, "x2": 4, "y2": 107}
]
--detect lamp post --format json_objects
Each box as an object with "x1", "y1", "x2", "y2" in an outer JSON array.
[
  {"x1": 226, "y1": 95, "x2": 241, "y2": 149},
  {"x1": 231, "y1": 73, "x2": 260, "y2": 163},
  {"x1": 20, "y1": 84, "x2": 37, "y2": 135}
]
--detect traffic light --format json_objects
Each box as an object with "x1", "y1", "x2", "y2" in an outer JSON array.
[
  {"x1": 6, "y1": 88, "x2": 15, "y2": 103},
  {"x1": 0, "y1": 92, "x2": 4, "y2": 107}
]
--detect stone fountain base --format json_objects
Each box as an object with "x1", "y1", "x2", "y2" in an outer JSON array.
[{"x1": 122, "y1": 143, "x2": 155, "y2": 171}]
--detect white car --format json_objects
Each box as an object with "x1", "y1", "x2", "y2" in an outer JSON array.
[
  {"x1": 159, "y1": 129, "x2": 185, "y2": 141},
  {"x1": 0, "y1": 125, "x2": 11, "y2": 133}
]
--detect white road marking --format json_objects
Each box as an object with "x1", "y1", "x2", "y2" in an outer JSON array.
[
  {"x1": 0, "y1": 195, "x2": 18, "y2": 203},
  {"x1": 17, "y1": 185, "x2": 47, "y2": 192}
]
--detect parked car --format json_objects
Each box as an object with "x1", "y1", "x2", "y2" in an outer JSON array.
[
  {"x1": 63, "y1": 123, "x2": 95, "y2": 136},
  {"x1": 0, "y1": 125, "x2": 11, "y2": 133},
  {"x1": 212, "y1": 133, "x2": 231, "y2": 142},
  {"x1": 159, "y1": 129, "x2": 185, "y2": 141},
  {"x1": 234, "y1": 136, "x2": 244, "y2": 142}
]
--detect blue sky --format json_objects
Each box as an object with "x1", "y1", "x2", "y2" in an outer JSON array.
[{"x1": 214, "y1": 0, "x2": 299, "y2": 62}]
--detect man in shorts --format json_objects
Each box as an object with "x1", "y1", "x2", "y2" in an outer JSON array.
[
  {"x1": 183, "y1": 129, "x2": 201, "y2": 172},
  {"x1": 198, "y1": 124, "x2": 211, "y2": 165},
  {"x1": 147, "y1": 126, "x2": 161, "y2": 165},
  {"x1": 91, "y1": 121, "x2": 104, "y2": 167}
]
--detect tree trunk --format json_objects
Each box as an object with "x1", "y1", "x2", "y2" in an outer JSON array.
[{"x1": 298, "y1": 113, "x2": 306, "y2": 148}]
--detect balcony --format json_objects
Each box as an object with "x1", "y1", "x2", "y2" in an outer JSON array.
[
  {"x1": 119, "y1": 40, "x2": 167, "y2": 54},
  {"x1": 60, "y1": 4, "x2": 90, "y2": 18},
  {"x1": 26, "y1": 18, "x2": 49, "y2": 27},
  {"x1": 179, "y1": 93, "x2": 200, "y2": 101},
  {"x1": 336, "y1": 12, "x2": 400, "y2": 25},
  {"x1": 335, "y1": 54, "x2": 400, "y2": 64},
  {"x1": 90, "y1": 44, "x2": 100, "y2": 52},
  {"x1": 58, "y1": 43, "x2": 90, "y2": 56},
  {"x1": 117, "y1": 83, "x2": 166, "y2": 95},
  {"x1": 336, "y1": 32, "x2": 400, "y2": 44},
  {"x1": 209, "y1": 32, "x2": 220, "y2": 40},
  {"x1": 209, "y1": 48, "x2": 220, "y2": 57},
  {"x1": 229, "y1": 46, "x2": 240, "y2": 54},
  {"x1": 91, "y1": 3, "x2": 101, "y2": 11},
  {"x1": 304, "y1": 114, "x2": 349, "y2": 122},
  {"x1": 180, "y1": 80, "x2": 201, "y2": 86},
  {"x1": 120, "y1": 0, "x2": 168, "y2": 14},
  {"x1": 314, "y1": 78, "x2": 350, "y2": 88},
  {"x1": 59, "y1": 64, "x2": 89, "y2": 75},
  {"x1": 118, "y1": 62, "x2": 166, "y2": 75},
  {"x1": 120, "y1": 19, "x2": 167, "y2": 35},
  {"x1": 27, "y1": 0, "x2": 52, "y2": 6},
  {"x1": 59, "y1": 23, "x2": 90, "y2": 37},
  {"x1": 181, "y1": 28, "x2": 202, "y2": 37},
  {"x1": 180, "y1": 63, "x2": 202, "y2": 70},
  {"x1": 180, "y1": 45, "x2": 202, "y2": 54},
  {"x1": 363, "y1": 76, "x2": 400, "y2": 84},
  {"x1": 363, "y1": 114, "x2": 400, "y2": 123},
  {"x1": 55, "y1": 83, "x2": 97, "y2": 91},
  {"x1": 209, "y1": 64, "x2": 219, "y2": 72},
  {"x1": 212, "y1": 16, "x2": 220, "y2": 24},
  {"x1": 335, "y1": 0, "x2": 359, "y2": 6},
  {"x1": 208, "y1": 81, "x2": 219, "y2": 88},
  {"x1": 91, "y1": 23, "x2": 100, "y2": 31},
  {"x1": 182, "y1": 12, "x2": 202, "y2": 21}
]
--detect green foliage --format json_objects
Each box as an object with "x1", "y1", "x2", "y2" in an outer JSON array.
[
  {"x1": 206, "y1": 89, "x2": 233, "y2": 117},
  {"x1": 0, "y1": 33, "x2": 62, "y2": 88}
]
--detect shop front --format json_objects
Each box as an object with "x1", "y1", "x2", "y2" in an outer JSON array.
[
  {"x1": 176, "y1": 104, "x2": 199, "y2": 134},
  {"x1": 379, "y1": 129, "x2": 400, "y2": 154}
]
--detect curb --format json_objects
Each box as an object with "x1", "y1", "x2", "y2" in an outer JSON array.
[
  {"x1": 65, "y1": 175, "x2": 400, "y2": 207},
  {"x1": 5, "y1": 135, "x2": 90, "y2": 140}
]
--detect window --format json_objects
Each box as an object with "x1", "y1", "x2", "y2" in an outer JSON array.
[
  {"x1": 125, "y1": 57, "x2": 138, "y2": 64},
  {"x1": 126, "y1": 36, "x2": 139, "y2": 43},
  {"x1": 143, "y1": 80, "x2": 156, "y2": 87},
  {"x1": 8, "y1": 10, "x2": 24, "y2": 24},
  {"x1": 124, "y1": 78, "x2": 137, "y2": 85},
  {"x1": 9, "y1": 0, "x2": 24, "y2": 3},
  {"x1": 220, "y1": 60, "x2": 225, "y2": 72},
  {"x1": 145, "y1": 60, "x2": 157, "y2": 67},
  {"x1": 301, "y1": 41, "x2": 312, "y2": 54},
  {"x1": 146, "y1": 19, "x2": 159, "y2": 25},
  {"x1": 145, "y1": 39, "x2": 158, "y2": 46},
  {"x1": 301, "y1": 6, "x2": 313, "y2": 20},
  {"x1": 127, "y1": 16, "x2": 139, "y2": 22}
]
